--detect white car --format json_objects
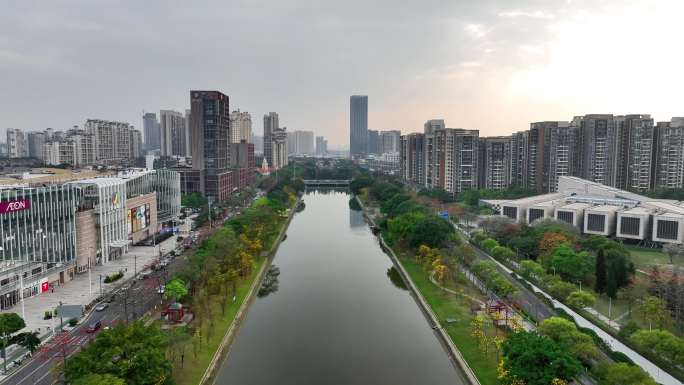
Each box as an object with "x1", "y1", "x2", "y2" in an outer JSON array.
[
  {"x1": 95, "y1": 303, "x2": 109, "y2": 312},
  {"x1": 157, "y1": 285, "x2": 165, "y2": 294}
]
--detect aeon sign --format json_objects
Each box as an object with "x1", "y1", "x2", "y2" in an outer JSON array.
[{"x1": 0, "y1": 199, "x2": 30, "y2": 214}]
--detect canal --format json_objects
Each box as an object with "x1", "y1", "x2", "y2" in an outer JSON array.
[{"x1": 215, "y1": 190, "x2": 467, "y2": 385}]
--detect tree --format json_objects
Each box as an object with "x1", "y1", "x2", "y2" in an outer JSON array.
[
  {"x1": 502, "y1": 331, "x2": 583, "y2": 385},
  {"x1": 566, "y1": 290, "x2": 596, "y2": 309},
  {"x1": 595, "y1": 248, "x2": 607, "y2": 293},
  {"x1": 456, "y1": 244, "x2": 477, "y2": 267},
  {"x1": 481, "y1": 238, "x2": 500, "y2": 253},
  {"x1": 548, "y1": 281, "x2": 578, "y2": 301},
  {"x1": 538, "y1": 317, "x2": 599, "y2": 363},
  {"x1": 630, "y1": 329, "x2": 684, "y2": 366},
  {"x1": 73, "y1": 374, "x2": 126, "y2": 385},
  {"x1": 539, "y1": 232, "x2": 569, "y2": 262},
  {"x1": 520, "y1": 260, "x2": 545, "y2": 281},
  {"x1": 550, "y1": 244, "x2": 593, "y2": 281},
  {"x1": 64, "y1": 321, "x2": 172, "y2": 385},
  {"x1": 181, "y1": 192, "x2": 207, "y2": 209},
  {"x1": 636, "y1": 296, "x2": 670, "y2": 330},
  {"x1": 0, "y1": 313, "x2": 25, "y2": 373},
  {"x1": 662, "y1": 243, "x2": 684, "y2": 265},
  {"x1": 592, "y1": 362, "x2": 657, "y2": 385},
  {"x1": 164, "y1": 278, "x2": 188, "y2": 302},
  {"x1": 19, "y1": 332, "x2": 40, "y2": 354}
]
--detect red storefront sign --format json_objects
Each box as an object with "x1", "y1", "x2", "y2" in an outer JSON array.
[
  {"x1": 41, "y1": 281, "x2": 49, "y2": 293},
  {"x1": 0, "y1": 199, "x2": 30, "y2": 214}
]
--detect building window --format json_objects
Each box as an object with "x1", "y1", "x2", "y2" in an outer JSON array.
[
  {"x1": 503, "y1": 206, "x2": 517, "y2": 220},
  {"x1": 556, "y1": 211, "x2": 574, "y2": 224},
  {"x1": 587, "y1": 214, "x2": 605, "y2": 232},
  {"x1": 528, "y1": 208, "x2": 544, "y2": 223},
  {"x1": 620, "y1": 217, "x2": 640, "y2": 236},
  {"x1": 657, "y1": 220, "x2": 679, "y2": 240}
]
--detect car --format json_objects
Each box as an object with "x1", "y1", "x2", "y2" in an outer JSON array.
[
  {"x1": 140, "y1": 271, "x2": 152, "y2": 279},
  {"x1": 95, "y1": 303, "x2": 109, "y2": 312},
  {"x1": 86, "y1": 320, "x2": 102, "y2": 333},
  {"x1": 157, "y1": 285, "x2": 165, "y2": 294}
]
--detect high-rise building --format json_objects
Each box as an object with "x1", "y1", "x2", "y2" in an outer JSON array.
[
  {"x1": 424, "y1": 119, "x2": 445, "y2": 135},
  {"x1": 380, "y1": 130, "x2": 401, "y2": 154},
  {"x1": 263, "y1": 112, "x2": 279, "y2": 166},
  {"x1": 6, "y1": 129, "x2": 27, "y2": 158},
  {"x1": 428, "y1": 128, "x2": 479, "y2": 194},
  {"x1": 615, "y1": 115, "x2": 655, "y2": 191},
  {"x1": 271, "y1": 128, "x2": 288, "y2": 169},
  {"x1": 400, "y1": 133, "x2": 425, "y2": 186},
  {"x1": 84, "y1": 119, "x2": 134, "y2": 163},
  {"x1": 143, "y1": 112, "x2": 161, "y2": 151},
  {"x1": 579, "y1": 114, "x2": 620, "y2": 187},
  {"x1": 130, "y1": 129, "x2": 143, "y2": 159},
  {"x1": 315, "y1": 136, "x2": 328, "y2": 156},
  {"x1": 252, "y1": 135, "x2": 263, "y2": 154},
  {"x1": 510, "y1": 131, "x2": 529, "y2": 188},
  {"x1": 367, "y1": 129, "x2": 380, "y2": 155},
  {"x1": 189, "y1": 90, "x2": 232, "y2": 200},
  {"x1": 160, "y1": 110, "x2": 187, "y2": 157},
  {"x1": 479, "y1": 136, "x2": 511, "y2": 190},
  {"x1": 287, "y1": 130, "x2": 314, "y2": 155},
  {"x1": 350, "y1": 95, "x2": 368, "y2": 157},
  {"x1": 27, "y1": 131, "x2": 46, "y2": 160},
  {"x1": 184, "y1": 109, "x2": 192, "y2": 156},
  {"x1": 230, "y1": 110, "x2": 252, "y2": 144},
  {"x1": 654, "y1": 119, "x2": 684, "y2": 189}
]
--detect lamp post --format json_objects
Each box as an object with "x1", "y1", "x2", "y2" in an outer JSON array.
[{"x1": 99, "y1": 274, "x2": 103, "y2": 297}]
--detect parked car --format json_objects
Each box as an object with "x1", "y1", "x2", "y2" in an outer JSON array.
[
  {"x1": 140, "y1": 271, "x2": 152, "y2": 279},
  {"x1": 86, "y1": 320, "x2": 102, "y2": 333},
  {"x1": 157, "y1": 285, "x2": 165, "y2": 295},
  {"x1": 95, "y1": 303, "x2": 109, "y2": 312}
]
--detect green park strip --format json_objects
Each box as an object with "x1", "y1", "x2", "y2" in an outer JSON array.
[
  {"x1": 398, "y1": 256, "x2": 501, "y2": 385},
  {"x1": 173, "y1": 257, "x2": 265, "y2": 385}
]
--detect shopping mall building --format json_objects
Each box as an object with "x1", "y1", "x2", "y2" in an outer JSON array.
[{"x1": 0, "y1": 169, "x2": 180, "y2": 310}]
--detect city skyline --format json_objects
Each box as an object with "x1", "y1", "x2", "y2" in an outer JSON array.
[{"x1": 1, "y1": 1, "x2": 683, "y2": 146}]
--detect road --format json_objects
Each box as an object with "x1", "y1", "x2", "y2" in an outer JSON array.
[
  {"x1": 3, "y1": 258, "x2": 178, "y2": 385},
  {"x1": 451, "y1": 221, "x2": 556, "y2": 322},
  {"x1": 2, "y1": 195, "x2": 258, "y2": 385}
]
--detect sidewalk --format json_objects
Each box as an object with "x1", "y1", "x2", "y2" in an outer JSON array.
[{"x1": 0, "y1": 221, "x2": 189, "y2": 334}]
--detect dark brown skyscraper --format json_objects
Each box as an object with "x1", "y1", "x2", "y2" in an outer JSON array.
[{"x1": 189, "y1": 90, "x2": 233, "y2": 200}]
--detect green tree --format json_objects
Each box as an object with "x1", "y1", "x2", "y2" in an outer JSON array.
[
  {"x1": 19, "y1": 332, "x2": 40, "y2": 354},
  {"x1": 636, "y1": 296, "x2": 671, "y2": 330},
  {"x1": 0, "y1": 313, "x2": 25, "y2": 373},
  {"x1": 502, "y1": 331, "x2": 583, "y2": 385},
  {"x1": 64, "y1": 321, "x2": 172, "y2": 385},
  {"x1": 181, "y1": 192, "x2": 207, "y2": 209},
  {"x1": 592, "y1": 362, "x2": 657, "y2": 385},
  {"x1": 548, "y1": 281, "x2": 578, "y2": 301},
  {"x1": 566, "y1": 290, "x2": 596, "y2": 309},
  {"x1": 73, "y1": 374, "x2": 126, "y2": 385},
  {"x1": 550, "y1": 244, "x2": 593, "y2": 281},
  {"x1": 538, "y1": 317, "x2": 600, "y2": 363},
  {"x1": 520, "y1": 260, "x2": 545, "y2": 281},
  {"x1": 481, "y1": 238, "x2": 500, "y2": 253},
  {"x1": 595, "y1": 248, "x2": 607, "y2": 293},
  {"x1": 663, "y1": 243, "x2": 684, "y2": 265},
  {"x1": 164, "y1": 278, "x2": 188, "y2": 302}
]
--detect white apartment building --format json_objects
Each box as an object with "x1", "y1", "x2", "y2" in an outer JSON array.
[
  {"x1": 230, "y1": 110, "x2": 252, "y2": 144},
  {"x1": 6, "y1": 129, "x2": 28, "y2": 158}
]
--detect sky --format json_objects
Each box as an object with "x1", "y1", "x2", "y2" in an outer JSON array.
[{"x1": 1, "y1": 0, "x2": 682, "y2": 147}]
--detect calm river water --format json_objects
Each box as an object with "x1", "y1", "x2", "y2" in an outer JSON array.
[{"x1": 215, "y1": 190, "x2": 466, "y2": 385}]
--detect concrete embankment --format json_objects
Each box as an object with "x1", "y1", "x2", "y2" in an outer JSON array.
[
  {"x1": 355, "y1": 196, "x2": 481, "y2": 385},
  {"x1": 200, "y1": 198, "x2": 301, "y2": 385}
]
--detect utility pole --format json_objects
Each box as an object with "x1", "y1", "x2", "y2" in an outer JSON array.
[
  {"x1": 99, "y1": 275, "x2": 103, "y2": 297},
  {"x1": 134, "y1": 254, "x2": 137, "y2": 277}
]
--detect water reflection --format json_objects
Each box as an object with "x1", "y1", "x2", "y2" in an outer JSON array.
[
  {"x1": 387, "y1": 266, "x2": 408, "y2": 290},
  {"x1": 257, "y1": 265, "x2": 280, "y2": 298}
]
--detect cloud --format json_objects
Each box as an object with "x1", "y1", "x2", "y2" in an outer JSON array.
[{"x1": 498, "y1": 10, "x2": 555, "y2": 19}]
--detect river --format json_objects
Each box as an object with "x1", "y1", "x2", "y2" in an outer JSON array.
[{"x1": 214, "y1": 190, "x2": 467, "y2": 385}]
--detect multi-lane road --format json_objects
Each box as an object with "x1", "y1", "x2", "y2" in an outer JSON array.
[{"x1": 3, "y1": 249, "x2": 182, "y2": 385}]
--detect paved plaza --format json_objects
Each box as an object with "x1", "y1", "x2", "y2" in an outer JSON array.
[{"x1": 0, "y1": 219, "x2": 192, "y2": 334}]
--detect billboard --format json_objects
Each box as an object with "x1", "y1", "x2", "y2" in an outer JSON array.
[
  {"x1": 0, "y1": 199, "x2": 30, "y2": 214},
  {"x1": 128, "y1": 203, "x2": 151, "y2": 234}
]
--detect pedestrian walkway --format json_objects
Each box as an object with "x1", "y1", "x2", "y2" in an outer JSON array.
[{"x1": 0, "y1": 222, "x2": 188, "y2": 334}]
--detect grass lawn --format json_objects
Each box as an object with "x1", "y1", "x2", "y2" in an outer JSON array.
[
  {"x1": 400, "y1": 257, "x2": 501, "y2": 385},
  {"x1": 626, "y1": 245, "x2": 678, "y2": 270},
  {"x1": 173, "y1": 257, "x2": 265, "y2": 385},
  {"x1": 593, "y1": 295, "x2": 629, "y2": 324}
]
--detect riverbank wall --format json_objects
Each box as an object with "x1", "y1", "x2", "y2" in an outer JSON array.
[
  {"x1": 355, "y1": 196, "x2": 481, "y2": 385},
  {"x1": 199, "y1": 197, "x2": 302, "y2": 385}
]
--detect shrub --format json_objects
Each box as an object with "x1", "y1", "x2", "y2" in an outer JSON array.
[
  {"x1": 103, "y1": 271, "x2": 124, "y2": 284},
  {"x1": 481, "y1": 238, "x2": 500, "y2": 253},
  {"x1": 566, "y1": 290, "x2": 596, "y2": 309},
  {"x1": 43, "y1": 311, "x2": 53, "y2": 320},
  {"x1": 68, "y1": 318, "x2": 78, "y2": 327},
  {"x1": 618, "y1": 321, "x2": 640, "y2": 339},
  {"x1": 548, "y1": 281, "x2": 577, "y2": 301}
]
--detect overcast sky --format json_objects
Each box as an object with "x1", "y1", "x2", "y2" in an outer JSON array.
[{"x1": 1, "y1": 0, "x2": 682, "y2": 147}]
